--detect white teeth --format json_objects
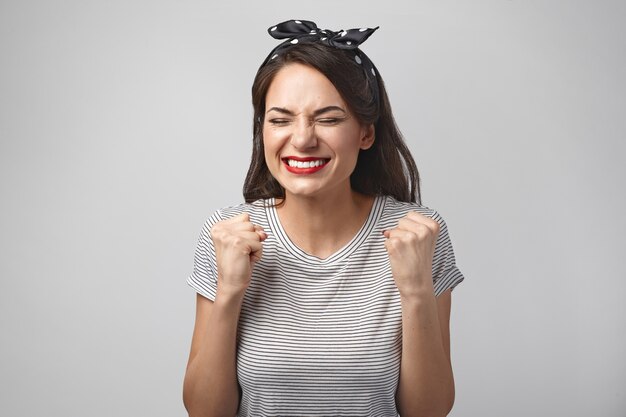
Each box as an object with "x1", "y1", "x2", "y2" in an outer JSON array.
[{"x1": 287, "y1": 159, "x2": 327, "y2": 168}]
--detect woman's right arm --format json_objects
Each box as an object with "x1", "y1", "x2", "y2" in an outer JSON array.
[
  {"x1": 183, "y1": 291, "x2": 244, "y2": 417},
  {"x1": 183, "y1": 213, "x2": 266, "y2": 417}
]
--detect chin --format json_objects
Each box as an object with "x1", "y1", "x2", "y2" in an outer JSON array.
[{"x1": 282, "y1": 186, "x2": 324, "y2": 199}]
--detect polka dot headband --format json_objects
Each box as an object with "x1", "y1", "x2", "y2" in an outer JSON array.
[{"x1": 261, "y1": 19, "x2": 381, "y2": 104}]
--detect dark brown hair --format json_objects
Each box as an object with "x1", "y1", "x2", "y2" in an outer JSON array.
[{"x1": 243, "y1": 42, "x2": 421, "y2": 205}]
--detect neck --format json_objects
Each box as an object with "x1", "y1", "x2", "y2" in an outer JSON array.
[{"x1": 276, "y1": 187, "x2": 375, "y2": 259}]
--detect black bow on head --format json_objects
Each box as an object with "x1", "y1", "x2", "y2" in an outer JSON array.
[
  {"x1": 261, "y1": 19, "x2": 381, "y2": 103},
  {"x1": 268, "y1": 19, "x2": 378, "y2": 50}
]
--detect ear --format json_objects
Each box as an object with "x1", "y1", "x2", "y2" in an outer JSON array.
[{"x1": 359, "y1": 124, "x2": 375, "y2": 150}]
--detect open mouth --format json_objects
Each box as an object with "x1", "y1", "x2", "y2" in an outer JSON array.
[{"x1": 282, "y1": 157, "x2": 330, "y2": 174}]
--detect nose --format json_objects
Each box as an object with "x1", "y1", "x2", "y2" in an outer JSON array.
[{"x1": 289, "y1": 117, "x2": 317, "y2": 150}]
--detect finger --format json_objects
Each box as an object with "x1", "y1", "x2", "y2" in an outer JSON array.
[
  {"x1": 232, "y1": 221, "x2": 268, "y2": 235},
  {"x1": 221, "y1": 212, "x2": 251, "y2": 224},
  {"x1": 225, "y1": 215, "x2": 267, "y2": 236},
  {"x1": 406, "y1": 212, "x2": 440, "y2": 233},
  {"x1": 253, "y1": 224, "x2": 263, "y2": 231},
  {"x1": 397, "y1": 216, "x2": 438, "y2": 236},
  {"x1": 235, "y1": 231, "x2": 266, "y2": 244},
  {"x1": 382, "y1": 227, "x2": 407, "y2": 238},
  {"x1": 228, "y1": 222, "x2": 257, "y2": 233},
  {"x1": 383, "y1": 228, "x2": 417, "y2": 241},
  {"x1": 405, "y1": 211, "x2": 429, "y2": 222},
  {"x1": 227, "y1": 234, "x2": 263, "y2": 255},
  {"x1": 253, "y1": 224, "x2": 267, "y2": 239},
  {"x1": 383, "y1": 230, "x2": 415, "y2": 255},
  {"x1": 250, "y1": 244, "x2": 264, "y2": 264},
  {"x1": 247, "y1": 239, "x2": 264, "y2": 265}
]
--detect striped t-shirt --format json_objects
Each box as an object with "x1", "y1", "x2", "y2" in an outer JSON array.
[{"x1": 187, "y1": 194, "x2": 465, "y2": 416}]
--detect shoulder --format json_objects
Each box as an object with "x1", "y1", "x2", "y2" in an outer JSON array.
[
  {"x1": 380, "y1": 195, "x2": 452, "y2": 236},
  {"x1": 201, "y1": 199, "x2": 270, "y2": 229},
  {"x1": 381, "y1": 195, "x2": 446, "y2": 225}
]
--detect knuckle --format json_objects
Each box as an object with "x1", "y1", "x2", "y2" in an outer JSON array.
[
  {"x1": 407, "y1": 211, "x2": 420, "y2": 219},
  {"x1": 415, "y1": 223, "x2": 429, "y2": 233},
  {"x1": 231, "y1": 236, "x2": 246, "y2": 247},
  {"x1": 210, "y1": 226, "x2": 224, "y2": 240},
  {"x1": 404, "y1": 233, "x2": 418, "y2": 244},
  {"x1": 384, "y1": 239, "x2": 397, "y2": 253}
]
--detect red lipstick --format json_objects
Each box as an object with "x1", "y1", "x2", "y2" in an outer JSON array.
[{"x1": 282, "y1": 156, "x2": 330, "y2": 175}]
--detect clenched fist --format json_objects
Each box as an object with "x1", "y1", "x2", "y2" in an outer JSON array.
[
  {"x1": 383, "y1": 211, "x2": 440, "y2": 298},
  {"x1": 211, "y1": 212, "x2": 267, "y2": 296}
]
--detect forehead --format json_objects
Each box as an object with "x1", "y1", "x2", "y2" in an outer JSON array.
[{"x1": 265, "y1": 63, "x2": 347, "y2": 110}]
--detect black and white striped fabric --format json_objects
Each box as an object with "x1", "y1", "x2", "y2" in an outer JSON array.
[{"x1": 187, "y1": 195, "x2": 465, "y2": 416}]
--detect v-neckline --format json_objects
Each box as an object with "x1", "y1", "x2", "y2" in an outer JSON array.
[{"x1": 264, "y1": 195, "x2": 386, "y2": 266}]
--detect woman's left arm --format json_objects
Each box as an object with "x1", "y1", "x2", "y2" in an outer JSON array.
[
  {"x1": 383, "y1": 212, "x2": 455, "y2": 417},
  {"x1": 396, "y1": 288, "x2": 454, "y2": 417}
]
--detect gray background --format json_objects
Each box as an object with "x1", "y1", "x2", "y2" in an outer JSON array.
[{"x1": 1, "y1": 0, "x2": 624, "y2": 416}]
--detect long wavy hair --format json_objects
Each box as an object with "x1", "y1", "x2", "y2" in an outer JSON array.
[{"x1": 243, "y1": 42, "x2": 421, "y2": 205}]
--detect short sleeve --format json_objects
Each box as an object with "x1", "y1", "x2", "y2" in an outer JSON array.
[
  {"x1": 186, "y1": 210, "x2": 223, "y2": 301},
  {"x1": 430, "y1": 210, "x2": 466, "y2": 297}
]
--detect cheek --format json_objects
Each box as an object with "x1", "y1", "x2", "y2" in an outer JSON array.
[
  {"x1": 262, "y1": 126, "x2": 293, "y2": 161},
  {"x1": 261, "y1": 132, "x2": 281, "y2": 173},
  {"x1": 262, "y1": 128, "x2": 276, "y2": 155},
  {"x1": 262, "y1": 125, "x2": 283, "y2": 147},
  {"x1": 330, "y1": 129, "x2": 364, "y2": 158},
  {"x1": 262, "y1": 140, "x2": 274, "y2": 167}
]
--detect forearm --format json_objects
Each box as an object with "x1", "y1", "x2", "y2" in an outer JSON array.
[
  {"x1": 396, "y1": 288, "x2": 455, "y2": 417},
  {"x1": 183, "y1": 292, "x2": 243, "y2": 417}
]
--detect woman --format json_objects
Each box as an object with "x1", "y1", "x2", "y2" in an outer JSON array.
[{"x1": 183, "y1": 19, "x2": 465, "y2": 417}]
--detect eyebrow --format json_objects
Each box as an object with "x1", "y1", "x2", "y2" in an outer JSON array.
[{"x1": 266, "y1": 106, "x2": 347, "y2": 117}]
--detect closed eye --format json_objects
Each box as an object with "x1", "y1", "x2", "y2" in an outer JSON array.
[
  {"x1": 317, "y1": 117, "x2": 344, "y2": 125},
  {"x1": 268, "y1": 118, "x2": 290, "y2": 126}
]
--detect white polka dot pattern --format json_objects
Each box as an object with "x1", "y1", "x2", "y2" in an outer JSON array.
[{"x1": 263, "y1": 19, "x2": 381, "y2": 101}]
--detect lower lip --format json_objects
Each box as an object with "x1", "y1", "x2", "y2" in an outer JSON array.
[{"x1": 283, "y1": 160, "x2": 328, "y2": 175}]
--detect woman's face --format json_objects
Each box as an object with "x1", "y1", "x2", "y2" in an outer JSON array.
[{"x1": 263, "y1": 63, "x2": 374, "y2": 200}]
